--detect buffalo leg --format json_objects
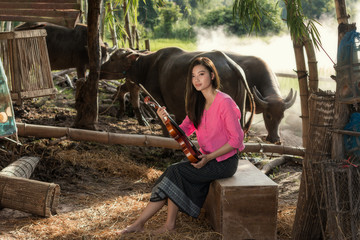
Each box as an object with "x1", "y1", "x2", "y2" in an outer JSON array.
[
  {"x1": 127, "y1": 81, "x2": 148, "y2": 126},
  {"x1": 115, "y1": 83, "x2": 128, "y2": 119}
]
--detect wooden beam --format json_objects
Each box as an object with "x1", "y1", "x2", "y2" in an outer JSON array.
[
  {"x1": 0, "y1": 2, "x2": 80, "y2": 9},
  {"x1": 0, "y1": 0, "x2": 81, "y2": 28},
  {"x1": 0, "y1": 10, "x2": 80, "y2": 19},
  {"x1": 19, "y1": 88, "x2": 58, "y2": 99},
  {"x1": 0, "y1": 16, "x2": 79, "y2": 29}
]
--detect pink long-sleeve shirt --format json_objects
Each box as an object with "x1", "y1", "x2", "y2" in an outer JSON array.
[{"x1": 179, "y1": 91, "x2": 244, "y2": 162}]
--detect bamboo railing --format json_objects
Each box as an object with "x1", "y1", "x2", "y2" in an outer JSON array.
[{"x1": 16, "y1": 123, "x2": 305, "y2": 157}]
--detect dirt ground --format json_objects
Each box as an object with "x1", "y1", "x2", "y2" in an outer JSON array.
[{"x1": 0, "y1": 80, "x2": 303, "y2": 240}]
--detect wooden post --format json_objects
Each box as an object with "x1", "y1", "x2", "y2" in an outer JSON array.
[
  {"x1": 145, "y1": 39, "x2": 150, "y2": 51},
  {"x1": 0, "y1": 174, "x2": 60, "y2": 217},
  {"x1": 328, "y1": 0, "x2": 356, "y2": 238},
  {"x1": 74, "y1": 0, "x2": 102, "y2": 130},
  {"x1": 331, "y1": 0, "x2": 354, "y2": 160}
]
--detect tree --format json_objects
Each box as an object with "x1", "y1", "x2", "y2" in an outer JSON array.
[
  {"x1": 200, "y1": 3, "x2": 283, "y2": 36},
  {"x1": 138, "y1": 0, "x2": 159, "y2": 29},
  {"x1": 153, "y1": 2, "x2": 183, "y2": 38},
  {"x1": 74, "y1": 0, "x2": 142, "y2": 129},
  {"x1": 74, "y1": 0, "x2": 102, "y2": 130}
]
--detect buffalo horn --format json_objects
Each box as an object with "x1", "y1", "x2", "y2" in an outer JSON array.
[
  {"x1": 284, "y1": 88, "x2": 297, "y2": 109},
  {"x1": 253, "y1": 86, "x2": 268, "y2": 109}
]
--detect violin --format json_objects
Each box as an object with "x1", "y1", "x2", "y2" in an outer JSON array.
[{"x1": 139, "y1": 84, "x2": 201, "y2": 163}]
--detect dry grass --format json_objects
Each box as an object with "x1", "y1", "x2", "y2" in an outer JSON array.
[{"x1": 0, "y1": 136, "x2": 300, "y2": 240}]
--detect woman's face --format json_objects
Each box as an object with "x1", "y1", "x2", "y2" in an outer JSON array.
[{"x1": 191, "y1": 64, "x2": 214, "y2": 92}]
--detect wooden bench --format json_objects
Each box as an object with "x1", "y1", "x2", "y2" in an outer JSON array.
[{"x1": 203, "y1": 159, "x2": 278, "y2": 240}]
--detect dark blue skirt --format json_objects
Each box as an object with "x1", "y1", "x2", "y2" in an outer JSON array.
[{"x1": 150, "y1": 154, "x2": 239, "y2": 218}]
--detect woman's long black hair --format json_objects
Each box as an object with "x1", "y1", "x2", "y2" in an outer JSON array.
[{"x1": 185, "y1": 57, "x2": 221, "y2": 128}]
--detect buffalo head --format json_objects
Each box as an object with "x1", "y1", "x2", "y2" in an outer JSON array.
[
  {"x1": 253, "y1": 86, "x2": 297, "y2": 144},
  {"x1": 100, "y1": 48, "x2": 141, "y2": 80}
]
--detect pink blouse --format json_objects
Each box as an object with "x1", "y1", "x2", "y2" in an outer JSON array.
[{"x1": 179, "y1": 91, "x2": 244, "y2": 162}]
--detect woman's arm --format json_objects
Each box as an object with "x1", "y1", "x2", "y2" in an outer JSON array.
[{"x1": 191, "y1": 143, "x2": 235, "y2": 169}]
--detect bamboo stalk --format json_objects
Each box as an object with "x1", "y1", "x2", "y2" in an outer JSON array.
[
  {"x1": 293, "y1": 38, "x2": 309, "y2": 149},
  {"x1": 16, "y1": 123, "x2": 305, "y2": 156}
]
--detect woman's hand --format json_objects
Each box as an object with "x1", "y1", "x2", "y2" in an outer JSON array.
[
  {"x1": 156, "y1": 106, "x2": 168, "y2": 124},
  {"x1": 191, "y1": 154, "x2": 211, "y2": 169}
]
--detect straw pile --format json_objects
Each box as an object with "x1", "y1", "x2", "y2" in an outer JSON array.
[{"x1": 0, "y1": 135, "x2": 298, "y2": 239}]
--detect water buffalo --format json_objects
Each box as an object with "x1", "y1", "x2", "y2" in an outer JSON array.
[
  {"x1": 15, "y1": 22, "x2": 110, "y2": 79},
  {"x1": 100, "y1": 47, "x2": 296, "y2": 143}
]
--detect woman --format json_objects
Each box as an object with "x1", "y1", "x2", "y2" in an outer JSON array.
[{"x1": 121, "y1": 57, "x2": 244, "y2": 234}]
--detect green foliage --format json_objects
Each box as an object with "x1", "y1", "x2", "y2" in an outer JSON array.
[
  {"x1": 301, "y1": 0, "x2": 335, "y2": 19},
  {"x1": 152, "y1": 2, "x2": 195, "y2": 40},
  {"x1": 138, "y1": 0, "x2": 159, "y2": 29},
  {"x1": 284, "y1": 0, "x2": 322, "y2": 48},
  {"x1": 200, "y1": 3, "x2": 283, "y2": 36}
]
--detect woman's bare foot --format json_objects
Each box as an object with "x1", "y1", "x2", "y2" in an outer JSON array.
[
  {"x1": 151, "y1": 224, "x2": 176, "y2": 235},
  {"x1": 119, "y1": 224, "x2": 144, "y2": 234}
]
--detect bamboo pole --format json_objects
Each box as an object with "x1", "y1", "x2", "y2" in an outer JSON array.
[
  {"x1": 0, "y1": 156, "x2": 40, "y2": 178},
  {"x1": 123, "y1": 1, "x2": 132, "y2": 49},
  {"x1": 107, "y1": 2, "x2": 118, "y2": 48},
  {"x1": 16, "y1": 123, "x2": 305, "y2": 156},
  {"x1": 293, "y1": 38, "x2": 309, "y2": 149},
  {"x1": 303, "y1": 35, "x2": 319, "y2": 93}
]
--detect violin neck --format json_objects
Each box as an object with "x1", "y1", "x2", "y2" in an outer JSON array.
[
  {"x1": 139, "y1": 84, "x2": 161, "y2": 108},
  {"x1": 140, "y1": 83, "x2": 196, "y2": 149}
]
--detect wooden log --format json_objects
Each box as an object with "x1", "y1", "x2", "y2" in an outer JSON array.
[
  {"x1": 16, "y1": 123, "x2": 306, "y2": 156},
  {"x1": 261, "y1": 156, "x2": 287, "y2": 175},
  {"x1": 0, "y1": 156, "x2": 40, "y2": 178},
  {"x1": 0, "y1": 174, "x2": 60, "y2": 217}
]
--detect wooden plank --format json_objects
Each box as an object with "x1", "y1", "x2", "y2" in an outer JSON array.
[
  {"x1": 0, "y1": 15, "x2": 79, "y2": 28},
  {"x1": 0, "y1": 29, "x2": 47, "y2": 39},
  {"x1": 0, "y1": 10, "x2": 80, "y2": 19},
  {"x1": 0, "y1": 2, "x2": 80, "y2": 10},
  {"x1": 0, "y1": 0, "x2": 77, "y2": 3},
  {"x1": 19, "y1": 88, "x2": 57, "y2": 99}
]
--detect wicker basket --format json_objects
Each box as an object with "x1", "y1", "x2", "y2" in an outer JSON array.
[{"x1": 0, "y1": 29, "x2": 56, "y2": 104}]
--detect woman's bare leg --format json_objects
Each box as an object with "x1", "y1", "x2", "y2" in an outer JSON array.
[
  {"x1": 153, "y1": 198, "x2": 179, "y2": 234},
  {"x1": 121, "y1": 200, "x2": 166, "y2": 233}
]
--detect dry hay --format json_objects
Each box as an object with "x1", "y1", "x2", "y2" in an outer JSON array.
[
  {"x1": 277, "y1": 205, "x2": 297, "y2": 239},
  {"x1": 0, "y1": 137, "x2": 299, "y2": 239},
  {"x1": 0, "y1": 139, "x2": 221, "y2": 239}
]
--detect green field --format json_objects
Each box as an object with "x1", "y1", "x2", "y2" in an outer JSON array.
[{"x1": 144, "y1": 38, "x2": 197, "y2": 52}]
